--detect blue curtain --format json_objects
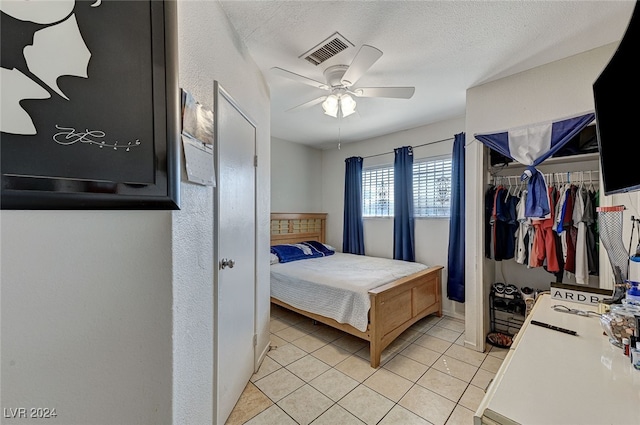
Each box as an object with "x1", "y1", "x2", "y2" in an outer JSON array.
[
  {"x1": 343, "y1": 156, "x2": 365, "y2": 255},
  {"x1": 447, "y1": 133, "x2": 465, "y2": 302},
  {"x1": 393, "y1": 146, "x2": 415, "y2": 261}
]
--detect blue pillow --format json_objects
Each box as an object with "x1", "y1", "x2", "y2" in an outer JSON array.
[
  {"x1": 270, "y1": 241, "x2": 334, "y2": 263},
  {"x1": 303, "y1": 240, "x2": 335, "y2": 256}
]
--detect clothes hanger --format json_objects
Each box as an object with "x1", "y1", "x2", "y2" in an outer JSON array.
[
  {"x1": 508, "y1": 176, "x2": 515, "y2": 197},
  {"x1": 588, "y1": 170, "x2": 596, "y2": 192}
]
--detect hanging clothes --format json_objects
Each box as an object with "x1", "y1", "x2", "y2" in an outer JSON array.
[
  {"x1": 486, "y1": 185, "x2": 520, "y2": 261},
  {"x1": 493, "y1": 186, "x2": 510, "y2": 261},
  {"x1": 530, "y1": 185, "x2": 560, "y2": 272},
  {"x1": 574, "y1": 186, "x2": 589, "y2": 284},
  {"x1": 486, "y1": 172, "x2": 599, "y2": 282},
  {"x1": 515, "y1": 189, "x2": 531, "y2": 265},
  {"x1": 554, "y1": 184, "x2": 569, "y2": 265},
  {"x1": 563, "y1": 185, "x2": 578, "y2": 274},
  {"x1": 485, "y1": 185, "x2": 497, "y2": 259},
  {"x1": 585, "y1": 189, "x2": 599, "y2": 275}
]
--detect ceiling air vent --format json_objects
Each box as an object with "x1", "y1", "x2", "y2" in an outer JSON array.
[{"x1": 300, "y1": 32, "x2": 353, "y2": 66}]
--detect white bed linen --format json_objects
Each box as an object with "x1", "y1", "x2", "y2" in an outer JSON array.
[{"x1": 270, "y1": 252, "x2": 429, "y2": 332}]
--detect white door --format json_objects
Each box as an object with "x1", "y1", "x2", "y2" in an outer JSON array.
[{"x1": 214, "y1": 82, "x2": 256, "y2": 424}]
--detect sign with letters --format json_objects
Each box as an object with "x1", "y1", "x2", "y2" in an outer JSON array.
[{"x1": 550, "y1": 283, "x2": 612, "y2": 306}]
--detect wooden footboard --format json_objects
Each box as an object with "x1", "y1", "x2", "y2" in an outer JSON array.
[
  {"x1": 368, "y1": 265, "x2": 443, "y2": 367},
  {"x1": 271, "y1": 265, "x2": 443, "y2": 368}
]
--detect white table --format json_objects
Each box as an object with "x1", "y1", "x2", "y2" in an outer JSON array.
[{"x1": 474, "y1": 293, "x2": 640, "y2": 425}]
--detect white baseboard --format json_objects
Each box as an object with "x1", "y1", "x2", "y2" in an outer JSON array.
[
  {"x1": 255, "y1": 342, "x2": 270, "y2": 373},
  {"x1": 443, "y1": 309, "x2": 465, "y2": 322}
]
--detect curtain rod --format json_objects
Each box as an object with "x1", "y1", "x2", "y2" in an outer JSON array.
[{"x1": 361, "y1": 137, "x2": 454, "y2": 159}]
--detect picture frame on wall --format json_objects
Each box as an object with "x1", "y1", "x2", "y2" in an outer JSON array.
[{"x1": 0, "y1": 0, "x2": 180, "y2": 209}]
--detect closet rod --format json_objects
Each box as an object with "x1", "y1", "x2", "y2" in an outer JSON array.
[
  {"x1": 491, "y1": 170, "x2": 599, "y2": 179},
  {"x1": 490, "y1": 170, "x2": 600, "y2": 184},
  {"x1": 362, "y1": 137, "x2": 454, "y2": 159}
]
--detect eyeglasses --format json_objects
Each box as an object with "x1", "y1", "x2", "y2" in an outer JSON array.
[{"x1": 551, "y1": 304, "x2": 601, "y2": 317}]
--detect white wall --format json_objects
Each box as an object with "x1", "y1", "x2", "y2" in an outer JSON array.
[
  {"x1": 320, "y1": 117, "x2": 466, "y2": 319},
  {"x1": 1, "y1": 210, "x2": 173, "y2": 424},
  {"x1": 174, "y1": 2, "x2": 271, "y2": 424},
  {"x1": 271, "y1": 137, "x2": 323, "y2": 212},
  {"x1": 464, "y1": 42, "x2": 640, "y2": 351},
  {"x1": 1, "y1": 2, "x2": 271, "y2": 425}
]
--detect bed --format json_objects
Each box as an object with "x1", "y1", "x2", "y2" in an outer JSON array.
[{"x1": 270, "y1": 212, "x2": 444, "y2": 368}]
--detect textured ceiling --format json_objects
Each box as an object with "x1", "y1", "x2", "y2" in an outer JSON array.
[{"x1": 219, "y1": 0, "x2": 636, "y2": 149}]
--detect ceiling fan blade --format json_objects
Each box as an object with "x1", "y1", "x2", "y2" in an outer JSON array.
[
  {"x1": 271, "y1": 67, "x2": 329, "y2": 90},
  {"x1": 340, "y1": 45, "x2": 383, "y2": 87},
  {"x1": 352, "y1": 87, "x2": 415, "y2": 99},
  {"x1": 286, "y1": 96, "x2": 327, "y2": 112}
]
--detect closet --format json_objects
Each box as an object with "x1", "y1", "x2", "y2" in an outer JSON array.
[{"x1": 483, "y1": 124, "x2": 602, "y2": 337}]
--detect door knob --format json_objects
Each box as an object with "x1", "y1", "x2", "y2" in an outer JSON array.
[{"x1": 219, "y1": 258, "x2": 235, "y2": 269}]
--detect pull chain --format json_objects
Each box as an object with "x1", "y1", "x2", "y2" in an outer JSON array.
[{"x1": 337, "y1": 113, "x2": 342, "y2": 150}]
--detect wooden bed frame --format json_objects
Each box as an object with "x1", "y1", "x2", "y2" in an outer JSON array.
[{"x1": 270, "y1": 212, "x2": 443, "y2": 368}]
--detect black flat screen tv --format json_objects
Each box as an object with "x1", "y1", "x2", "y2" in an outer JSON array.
[{"x1": 593, "y1": 1, "x2": 640, "y2": 195}]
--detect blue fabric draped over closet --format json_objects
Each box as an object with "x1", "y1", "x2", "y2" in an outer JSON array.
[
  {"x1": 475, "y1": 112, "x2": 595, "y2": 218},
  {"x1": 447, "y1": 133, "x2": 466, "y2": 302},
  {"x1": 393, "y1": 146, "x2": 415, "y2": 261},
  {"x1": 343, "y1": 156, "x2": 365, "y2": 255}
]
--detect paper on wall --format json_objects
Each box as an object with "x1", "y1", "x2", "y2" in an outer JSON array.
[
  {"x1": 182, "y1": 133, "x2": 215, "y2": 186},
  {"x1": 181, "y1": 88, "x2": 215, "y2": 186}
]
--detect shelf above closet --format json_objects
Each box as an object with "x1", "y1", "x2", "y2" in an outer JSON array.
[
  {"x1": 490, "y1": 152, "x2": 599, "y2": 173},
  {"x1": 487, "y1": 153, "x2": 601, "y2": 187}
]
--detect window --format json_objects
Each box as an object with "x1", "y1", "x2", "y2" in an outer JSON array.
[
  {"x1": 413, "y1": 156, "x2": 452, "y2": 217},
  {"x1": 362, "y1": 156, "x2": 452, "y2": 218},
  {"x1": 362, "y1": 166, "x2": 394, "y2": 217}
]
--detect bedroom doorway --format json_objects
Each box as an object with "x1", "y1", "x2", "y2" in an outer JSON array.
[{"x1": 213, "y1": 81, "x2": 257, "y2": 424}]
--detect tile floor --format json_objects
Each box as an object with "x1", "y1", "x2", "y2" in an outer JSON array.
[{"x1": 226, "y1": 304, "x2": 507, "y2": 425}]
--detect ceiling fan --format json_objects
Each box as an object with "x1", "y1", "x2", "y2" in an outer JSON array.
[{"x1": 271, "y1": 45, "x2": 415, "y2": 118}]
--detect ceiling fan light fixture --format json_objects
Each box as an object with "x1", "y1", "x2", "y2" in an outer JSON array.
[
  {"x1": 274, "y1": 44, "x2": 414, "y2": 120},
  {"x1": 340, "y1": 94, "x2": 356, "y2": 117},
  {"x1": 322, "y1": 94, "x2": 339, "y2": 117}
]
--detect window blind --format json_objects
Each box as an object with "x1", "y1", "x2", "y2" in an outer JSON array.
[
  {"x1": 362, "y1": 166, "x2": 394, "y2": 217},
  {"x1": 413, "y1": 156, "x2": 452, "y2": 217},
  {"x1": 362, "y1": 156, "x2": 452, "y2": 218}
]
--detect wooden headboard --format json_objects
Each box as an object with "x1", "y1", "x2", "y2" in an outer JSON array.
[{"x1": 270, "y1": 213, "x2": 327, "y2": 246}]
